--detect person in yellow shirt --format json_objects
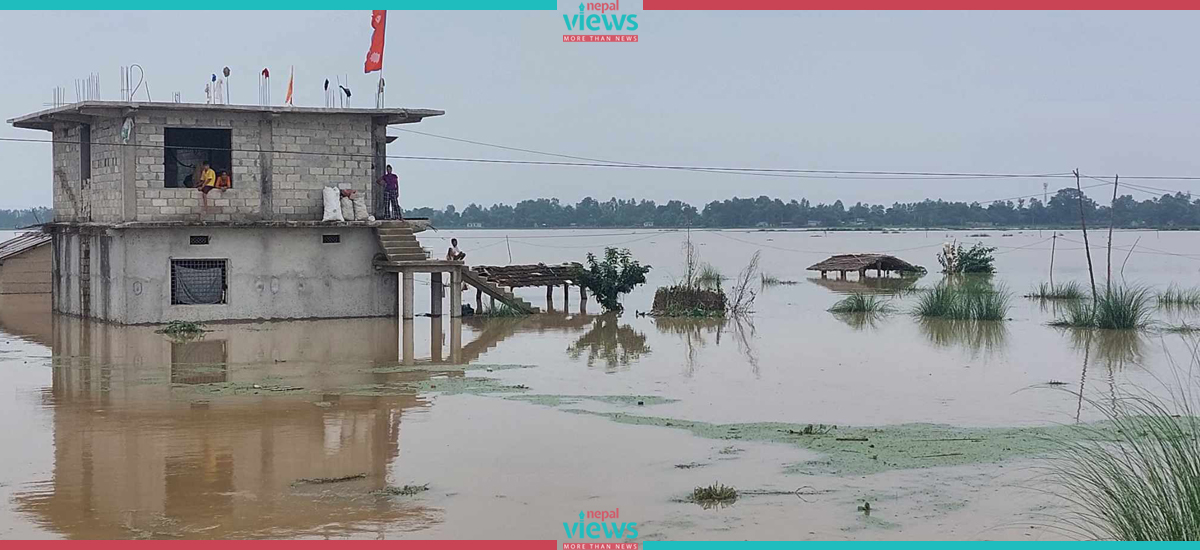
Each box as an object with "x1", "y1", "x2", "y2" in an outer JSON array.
[{"x1": 196, "y1": 161, "x2": 217, "y2": 193}]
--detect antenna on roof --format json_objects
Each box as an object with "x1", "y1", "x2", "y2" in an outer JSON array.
[{"x1": 376, "y1": 77, "x2": 385, "y2": 109}]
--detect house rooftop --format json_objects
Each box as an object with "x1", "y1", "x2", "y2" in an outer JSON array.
[
  {"x1": 0, "y1": 231, "x2": 50, "y2": 262},
  {"x1": 8, "y1": 101, "x2": 444, "y2": 131}
]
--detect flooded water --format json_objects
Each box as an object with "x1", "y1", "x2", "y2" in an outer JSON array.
[{"x1": 2, "y1": 228, "x2": 1199, "y2": 539}]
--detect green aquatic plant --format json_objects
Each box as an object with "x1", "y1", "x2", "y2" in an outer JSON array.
[
  {"x1": 760, "y1": 273, "x2": 798, "y2": 287},
  {"x1": 1027, "y1": 281, "x2": 1086, "y2": 300},
  {"x1": 1051, "y1": 286, "x2": 1154, "y2": 330},
  {"x1": 1047, "y1": 337, "x2": 1200, "y2": 540},
  {"x1": 479, "y1": 304, "x2": 526, "y2": 317},
  {"x1": 691, "y1": 482, "x2": 738, "y2": 507},
  {"x1": 913, "y1": 281, "x2": 1011, "y2": 321},
  {"x1": 828, "y1": 292, "x2": 894, "y2": 314},
  {"x1": 1157, "y1": 285, "x2": 1200, "y2": 308}
]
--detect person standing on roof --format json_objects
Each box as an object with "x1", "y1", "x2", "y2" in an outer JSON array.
[{"x1": 375, "y1": 165, "x2": 402, "y2": 220}]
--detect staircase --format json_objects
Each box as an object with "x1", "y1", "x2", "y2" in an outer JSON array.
[
  {"x1": 462, "y1": 269, "x2": 540, "y2": 314},
  {"x1": 375, "y1": 225, "x2": 429, "y2": 262}
]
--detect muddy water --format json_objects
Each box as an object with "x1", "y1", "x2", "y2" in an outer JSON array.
[{"x1": 1, "y1": 228, "x2": 1198, "y2": 539}]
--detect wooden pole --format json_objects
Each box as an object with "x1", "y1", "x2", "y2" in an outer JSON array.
[
  {"x1": 546, "y1": 285, "x2": 554, "y2": 311},
  {"x1": 1049, "y1": 234, "x2": 1056, "y2": 288},
  {"x1": 1074, "y1": 169, "x2": 1098, "y2": 304},
  {"x1": 1106, "y1": 174, "x2": 1118, "y2": 294}
]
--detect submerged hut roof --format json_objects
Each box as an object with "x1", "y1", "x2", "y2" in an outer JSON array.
[
  {"x1": 472, "y1": 262, "x2": 583, "y2": 288},
  {"x1": 807, "y1": 254, "x2": 922, "y2": 273},
  {"x1": 0, "y1": 232, "x2": 50, "y2": 262}
]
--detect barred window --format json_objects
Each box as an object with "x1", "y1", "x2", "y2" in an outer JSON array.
[
  {"x1": 170, "y1": 259, "x2": 227, "y2": 305},
  {"x1": 190, "y1": 235, "x2": 210, "y2": 245}
]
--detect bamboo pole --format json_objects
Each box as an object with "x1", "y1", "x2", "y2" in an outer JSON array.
[
  {"x1": 1049, "y1": 234, "x2": 1056, "y2": 288},
  {"x1": 1074, "y1": 169, "x2": 1098, "y2": 304},
  {"x1": 1106, "y1": 174, "x2": 1119, "y2": 294}
]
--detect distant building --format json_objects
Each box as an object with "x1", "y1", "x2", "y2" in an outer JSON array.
[
  {"x1": 642, "y1": 221, "x2": 654, "y2": 228},
  {"x1": 466, "y1": 222, "x2": 483, "y2": 228},
  {"x1": 807, "y1": 220, "x2": 820, "y2": 227},
  {"x1": 9, "y1": 101, "x2": 444, "y2": 324},
  {"x1": 755, "y1": 221, "x2": 770, "y2": 228}
]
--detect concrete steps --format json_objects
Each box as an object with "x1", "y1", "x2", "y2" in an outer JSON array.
[{"x1": 375, "y1": 227, "x2": 429, "y2": 263}]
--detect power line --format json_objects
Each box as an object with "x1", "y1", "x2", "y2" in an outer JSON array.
[
  {"x1": 389, "y1": 127, "x2": 1071, "y2": 181},
  {"x1": 7, "y1": 134, "x2": 1189, "y2": 183}
]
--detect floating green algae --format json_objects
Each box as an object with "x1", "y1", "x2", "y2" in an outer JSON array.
[
  {"x1": 506, "y1": 394, "x2": 678, "y2": 407},
  {"x1": 363, "y1": 363, "x2": 535, "y2": 374},
  {"x1": 560, "y1": 410, "x2": 1111, "y2": 476}
]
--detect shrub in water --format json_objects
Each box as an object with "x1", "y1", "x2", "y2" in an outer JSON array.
[{"x1": 574, "y1": 247, "x2": 652, "y2": 313}]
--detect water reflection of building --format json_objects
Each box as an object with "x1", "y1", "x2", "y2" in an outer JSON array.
[{"x1": 16, "y1": 315, "x2": 440, "y2": 539}]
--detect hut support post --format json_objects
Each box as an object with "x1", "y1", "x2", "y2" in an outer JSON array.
[
  {"x1": 476, "y1": 288, "x2": 483, "y2": 312},
  {"x1": 579, "y1": 287, "x2": 588, "y2": 312},
  {"x1": 546, "y1": 286, "x2": 554, "y2": 310},
  {"x1": 563, "y1": 284, "x2": 569, "y2": 310}
]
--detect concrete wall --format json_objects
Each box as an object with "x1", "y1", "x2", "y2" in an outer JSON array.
[{"x1": 50, "y1": 226, "x2": 397, "y2": 324}]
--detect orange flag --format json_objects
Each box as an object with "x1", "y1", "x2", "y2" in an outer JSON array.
[
  {"x1": 364, "y1": 10, "x2": 386, "y2": 73},
  {"x1": 285, "y1": 66, "x2": 294, "y2": 105}
]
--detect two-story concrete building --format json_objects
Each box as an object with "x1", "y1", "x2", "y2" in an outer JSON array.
[{"x1": 9, "y1": 101, "x2": 443, "y2": 324}]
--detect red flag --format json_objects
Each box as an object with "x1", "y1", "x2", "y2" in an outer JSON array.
[
  {"x1": 285, "y1": 66, "x2": 294, "y2": 105},
  {"x1": 364, "y1": 10, "x2": 386, "y2": 73}
]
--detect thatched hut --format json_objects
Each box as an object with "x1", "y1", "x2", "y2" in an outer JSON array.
[{"x1": 807, "y1": 254, "x2": 923, "y2": 279}]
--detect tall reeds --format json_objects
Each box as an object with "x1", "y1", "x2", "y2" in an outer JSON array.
[
  {"x1": 1047, "y1": 337, "x2": 1200, "y2": 540},
  {"x1": 1157, "y1": 285, "x2": 1200, "y2": 308},
  {"x1": 829, "y1": 292, "x2": 895, "y2": 314},
  {"x1": 1050, "y1": 286, "x2": 1154, "y2": 330},
  {"x1": 913, "y1": 280, "x2": 1011, "y2": 321},
  {"x1": 1026, "y1": 281, "x2": 1085, "y2": 301}
]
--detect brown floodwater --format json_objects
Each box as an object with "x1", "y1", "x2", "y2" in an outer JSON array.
[{"x1": 1, "y1": 228, "x2": 1198, "y2": 539}]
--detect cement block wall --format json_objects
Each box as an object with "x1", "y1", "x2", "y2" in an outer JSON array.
[
  {"x1": 52, "y1": 226, "x2": 398, "y2": 324},
  {"x1": 52, "y1": 120, "x2": 127, "y2": 223}
]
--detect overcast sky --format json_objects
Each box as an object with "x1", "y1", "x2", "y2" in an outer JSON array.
[{"x1": 2, "y1": 9, "x2": 1199, "y2": 210}]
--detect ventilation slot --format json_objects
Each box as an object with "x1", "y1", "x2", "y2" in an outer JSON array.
[
  {"x1": 190, "y1": 235, "x2": 210, "y2": 245},
  {"x1": 322, "y1": 234, "x2": 341, "y2": 244}
]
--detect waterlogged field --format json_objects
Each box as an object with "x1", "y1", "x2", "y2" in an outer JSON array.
[{"x1": 1, "y1": 228, "x2": 1198, "y2": 539}]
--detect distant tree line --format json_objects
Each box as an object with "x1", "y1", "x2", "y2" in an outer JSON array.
[
  {"x1": 0, "y1": 208, "x2": 51, "y2": 229},
  {"x1": 406, "y1": 187, "x2": 1200, "y2": 229}
]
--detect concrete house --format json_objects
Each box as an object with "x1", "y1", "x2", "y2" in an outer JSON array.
[{"x1": 9, "y1": 101, "x2": 443, "y2": 324}]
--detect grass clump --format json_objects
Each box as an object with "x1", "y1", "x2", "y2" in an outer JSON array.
[
  {"x1": 1026, "y1": 281, "x2": 1086, "y2": 300},
  {"x1": 829, "y1": 292, "x2": 894, "y2": 314},
  {"x1": 375, "y1": 483, "x2": 430, "y2": 496},
  {"x1": 690, "y1": 482, "x2": 738, "y2": 507},
  {"x1": 1157, "y1": 285, "x2": 1200, "y2": 308},
  {"x1": 157, "y1": 320, "x2": 206, "y2": 335},
  {"x1": 760, "y1": 273, "x2": 798, "y2": 286},
  {"x1": 1050, "y1": 287, "x2": 1154, "y2": 330},
  {"x1": 913, "y1": 281, "x2": 1011, "y2": 321},
  {"x1": 479, "y1": 304, "x2": 526, "y2": 317},
  {"x1": 1047, "y1": 337, "x2": 1200, "y2": 540}
]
